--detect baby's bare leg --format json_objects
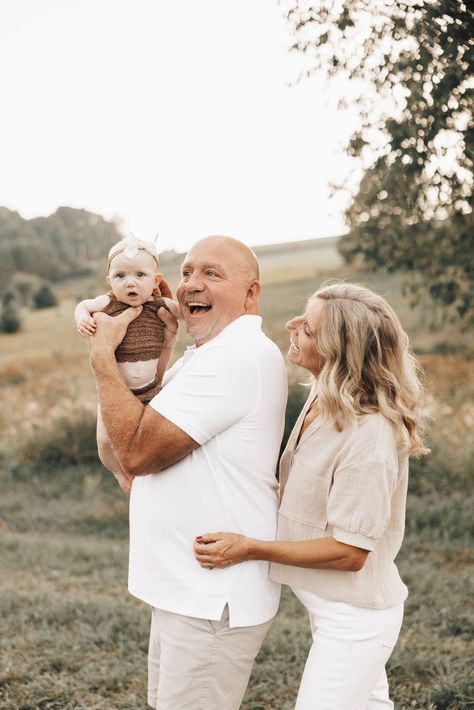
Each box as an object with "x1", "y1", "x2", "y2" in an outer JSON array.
[{"x1": 97, "y1": 405, "x2": 133, "y2": 493}]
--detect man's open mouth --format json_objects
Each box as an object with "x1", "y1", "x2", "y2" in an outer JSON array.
[{"x1": 187, "y1": 302, "x2": 212, "y2": 315}]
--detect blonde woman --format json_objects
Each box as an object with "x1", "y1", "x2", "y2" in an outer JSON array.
[{"x1": 194, "y1": 283, "x2": 428, "y2": 709}]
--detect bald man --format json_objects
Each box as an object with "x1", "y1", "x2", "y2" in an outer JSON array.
[{"x1": 90, "y1": 236, "x2": 288, "y2": 710}]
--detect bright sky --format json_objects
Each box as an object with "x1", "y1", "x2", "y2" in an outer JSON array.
[{"x1": 0, "y1": 0, "x2": 356, "y2": 252}]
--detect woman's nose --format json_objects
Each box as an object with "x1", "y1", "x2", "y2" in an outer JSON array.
[{"x1": 286, "y1": 318, "x2": 295, "y2": 331}]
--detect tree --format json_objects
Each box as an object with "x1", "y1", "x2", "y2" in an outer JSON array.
[
  {"x1": 286, "y1": 0, "x2": 473, "y2": 323},
  {"x1": 0, "y1": 206, "x2": 124, "y2": 287}
]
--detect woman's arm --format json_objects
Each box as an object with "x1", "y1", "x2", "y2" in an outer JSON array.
[{"x1": 194, "y1": 532, "x2": 368, "y2": 572}]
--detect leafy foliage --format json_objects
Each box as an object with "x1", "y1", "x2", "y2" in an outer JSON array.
[
  {"x1": 286, "y1": 0, "x2": 473, "y2": 323},
  {"x1": 0, "y1": 205, "x2": 123, "y2": 287}
]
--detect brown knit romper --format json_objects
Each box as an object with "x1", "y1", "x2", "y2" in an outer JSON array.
[{"x1": 103, "y1": 293, "x2": 168, "y2": 403}]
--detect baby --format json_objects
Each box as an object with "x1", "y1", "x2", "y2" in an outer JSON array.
[{"x1": 74, "y1": 236, "x2": 180, "y2": 491}]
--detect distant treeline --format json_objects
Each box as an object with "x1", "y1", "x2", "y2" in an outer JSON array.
[{"x1": 1, "y1": 206, "x2": 123, "y2": 286}]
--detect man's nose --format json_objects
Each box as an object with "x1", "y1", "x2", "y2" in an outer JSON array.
[{"x1": 185, "y1": 272, "x2": 205, "y2": 291}]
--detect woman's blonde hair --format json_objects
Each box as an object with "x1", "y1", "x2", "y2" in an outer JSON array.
[{"x1": 312, "y1": 282, "x2": 429, "y2": 456}]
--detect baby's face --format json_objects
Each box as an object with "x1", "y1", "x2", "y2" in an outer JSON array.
[{"x1": 107, "y1": 251, "x2": 160, "y2": 306}]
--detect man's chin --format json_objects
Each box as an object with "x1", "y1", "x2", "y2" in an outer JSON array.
[{"x1": 185, "y1": 321, "x2": 214, "y2": 345}]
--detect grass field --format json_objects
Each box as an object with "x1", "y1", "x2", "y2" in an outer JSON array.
[{"x1": 1, "y1": 255, "x2": 473, "y2": 709}]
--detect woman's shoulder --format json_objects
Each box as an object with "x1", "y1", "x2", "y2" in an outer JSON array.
[
  {"x1": 342, "y1": 412, "x2": 398, "y2": 465},
  {"x1": 357, "y1": 410, "x2": 393, "y2": 433}
]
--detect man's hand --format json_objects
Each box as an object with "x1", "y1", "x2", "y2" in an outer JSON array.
[
  {"x1": 154, "y1": 275, "x2": 173, "y2": 300},
  {"x1": 90, "y1": 307, "x2": 142, "y2": 363},
  {"x1": 157, "y1": 306, "x2": 179, "y2": 350}
]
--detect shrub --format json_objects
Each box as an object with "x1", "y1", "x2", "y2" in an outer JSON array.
[
  {"x1": 12, "y1": 409, "x2": 98, "y2": 474},
  {"x1": 33, "y1": 283, "x2": 58, "y2": 309},
  {"x1": 2, "y1": 291, "x2": 15, "y2": 306},
  {"x1": 0, "y1": 301, "x2": 22, "y2": 333}
]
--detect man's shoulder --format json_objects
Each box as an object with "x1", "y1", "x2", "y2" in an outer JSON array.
[{"x1": 207, "y1": 328, "x2": 283, "y2": 363}]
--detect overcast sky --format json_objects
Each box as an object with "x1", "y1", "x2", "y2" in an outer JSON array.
[{"x1": 0, "y1": 0, "x2": 357, "y2": 251}]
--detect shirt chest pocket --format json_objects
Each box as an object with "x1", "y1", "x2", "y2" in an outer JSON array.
[{"x1": 279, "y1": 455, "x2": 332, "y2": 531}]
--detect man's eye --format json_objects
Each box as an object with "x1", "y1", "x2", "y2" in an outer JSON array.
[
  {"x1": 205, "y1": 270, "x2": 217, "y2": 277},
  {"x1": 181, "y1": 271, "x2": 191, "y2": 279}
]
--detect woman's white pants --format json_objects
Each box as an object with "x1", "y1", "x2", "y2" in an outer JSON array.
[{"x1": 293, "y1": 588, "x2": 404, "y2": 710}]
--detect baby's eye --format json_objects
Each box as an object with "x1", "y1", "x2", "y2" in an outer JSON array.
[
  {"x1": 136, "y1": 272, "x2": 145, "y2": 278},
  {"x1": 115, "y1": 272, "x2": 124, "y2": 278}
]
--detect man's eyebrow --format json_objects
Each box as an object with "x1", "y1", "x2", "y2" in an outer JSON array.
[{"x1": 181, "y1": 262, "x2": 224, "y2": 271}]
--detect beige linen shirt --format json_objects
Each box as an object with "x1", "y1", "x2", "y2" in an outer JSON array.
[{"x1": 270, "y1": 384, "x2": 409, "y2": 609}]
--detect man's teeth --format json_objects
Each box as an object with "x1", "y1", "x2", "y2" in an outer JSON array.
[{"x1": 188, "y1": 302, "x2": 211, "y2": 314}]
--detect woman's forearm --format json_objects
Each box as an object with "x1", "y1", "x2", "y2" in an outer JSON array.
[
  {"x1": 194, "y1": 532, "x2": 368, "y2": 572},
  {"x1": 249, "y1": 537, "x2": 367, "y2": 572}
]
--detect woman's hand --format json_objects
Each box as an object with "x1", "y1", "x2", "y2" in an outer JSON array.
[{"x1": 193, "y1": 532, "x2": 253, "y2": 569}]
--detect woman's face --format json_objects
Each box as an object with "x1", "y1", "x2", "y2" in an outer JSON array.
[{"x1": 286, "y1": 297, "x2": 325, "y2": 376}]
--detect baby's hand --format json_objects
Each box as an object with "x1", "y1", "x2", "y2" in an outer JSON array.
[{"x1": 77, "y1": 315, "x2": 97, "y2": 338}]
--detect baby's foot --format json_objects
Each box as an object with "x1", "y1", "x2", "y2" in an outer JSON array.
[{"x1": 113, "y1": 471, "x2": 134, "y2": 494}]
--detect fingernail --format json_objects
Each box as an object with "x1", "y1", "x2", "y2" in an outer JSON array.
[{"x1": 195, "y1": 536, "x2": 203, "y2": 540}]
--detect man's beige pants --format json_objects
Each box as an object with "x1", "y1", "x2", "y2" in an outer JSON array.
[{"x1": 147, "y1": 604, "x2": 273, "y2": 709}]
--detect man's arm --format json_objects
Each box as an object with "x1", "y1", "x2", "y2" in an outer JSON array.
[{"x1": 90, "y1": 306, "x2": 198, "y2": 476}]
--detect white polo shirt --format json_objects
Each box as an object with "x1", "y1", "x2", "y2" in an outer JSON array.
[{"x1": 128, "y1": 315, "x2": 287, "y2": 627}]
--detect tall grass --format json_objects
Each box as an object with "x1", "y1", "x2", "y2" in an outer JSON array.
[{"x1": 0, "y1": 291, "x2": 473, "y2": 709}]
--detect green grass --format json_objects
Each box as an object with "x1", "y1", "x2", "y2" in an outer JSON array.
[
  {"x1": 0, "y1": 463, "x2": 472, "y2": 709},
  {"x1": 1, "y1": 256, "x2": 473, "y2": 708}
]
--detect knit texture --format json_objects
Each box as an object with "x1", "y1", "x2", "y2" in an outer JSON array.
[{"x1": 103, "y1": 293, "x2": 166, "y2": 363}]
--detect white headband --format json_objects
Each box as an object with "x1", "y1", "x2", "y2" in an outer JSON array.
[{"x1": 108, "y1": 236, "x2": 160, "y2": 271}]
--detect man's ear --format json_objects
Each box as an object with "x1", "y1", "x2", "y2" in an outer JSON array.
[{"x1": 245, "y1": 280, "x2": 261, "y2": 313}]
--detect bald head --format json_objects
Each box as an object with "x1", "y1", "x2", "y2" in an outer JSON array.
[
  {"x1": 191, "y1": 236, "x2": 260, "y2": 282},
  {"x1": 177, "y1": 235, "x2": 262, "y2": 345}
]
